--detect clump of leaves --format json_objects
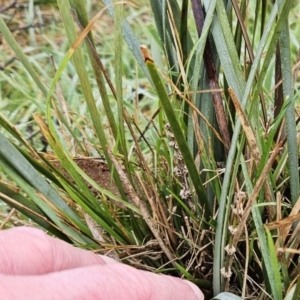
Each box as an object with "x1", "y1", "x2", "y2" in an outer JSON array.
[{"x1": 0, "y1": 1, "x2": 300, "y2": 299}]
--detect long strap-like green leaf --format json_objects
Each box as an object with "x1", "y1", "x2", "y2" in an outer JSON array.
[{"x1": 143, "y1": 50, "x2": 211, "y2": 218}]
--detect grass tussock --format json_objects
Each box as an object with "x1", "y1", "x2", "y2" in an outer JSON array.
[{"x1": 1, "y1": 1, "x2": 300, "y2": 299}]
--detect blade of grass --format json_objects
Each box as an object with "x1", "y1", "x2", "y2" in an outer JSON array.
[
  {"x1": 0, "y1": 184, "x2": 70, "y2": 241},
  {"x1": 57, "y1": 0, "x2": 129, "y2": 201},
  {"x1": 233, "y1": 142, "x2": 284, "y2": 299},
  {"x1": 212, "y1": 292, "x2": 243, "y2": 300},
  {"x1": 291, "y1": 278, "x2": 300, "y2": 300},
  {"x1": 186, "y1": 0, "x2": 217, "y2": 164},
  {"x1": 205, "y1": 0, "x2": 245, "y2": 99},
  {"x1": 277, "y1": 0, "x2": 299, "y2": 205},
  {"x1": 0, "y1": 16, "x2": 47, "y2": 96},
  {"x1": 149, "y1": 0, "x2": 178, "y2": 83},
  {"x1": 102, "y1": 0, "x2": 151, "y2": 82},
  {"x1": 191, "y1": 0, "x2": 230, "y2": 151},
  {"x1": 0, "y1": 133, "x2": 84, "y2": 226},
  {"x1": 0, "y1": 138, "x2": 92, "y2": 243},
  {"x1": 205, "y1": 0, "x2": 246, "y2": 292},
  {"x1": 264, "y1": 226, "x2": 283, "y2": 300},
  {"x1": 0, "y1": 113, "x2": 38, "y2": 154},
  {"x1": 28, "y1": 2, "x2": 136, "y2": 243},
  {"x1": 114, "y1": 2, "x2": 128, "y2": 161},
  {"x1": 141, "y1": 46, "x2": 211, "y2": 218},
  {"x1": 212, "y1": 1, "x2": 290, "y2": 293},
  {"x1": 71, "y1": 1, "x2": 118, "y2": 140},
  {"x1": 106, "y1": 147, "x2": 176, "y2": 264},
  {"x1": 34, "y1": 113, "x2": 134, "y2": 243}
]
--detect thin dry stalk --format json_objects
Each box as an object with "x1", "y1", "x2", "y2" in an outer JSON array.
[
  {"x1": 84, "y1": 213, "x2": 120, "y2": 261},
  {"x1": 229, "y1": 87, "x2": 275, "y2": 218},
  {"x1": 0, "y1": 207, "x2": 15, "y2": 229},
  {"x1": 106, "y1": 147, "x2": 176, "y2": 265},
  {"x1": 124, "y1": 117, "x2": 176, "y2": 247},
  {"x1": 232, "y1": 142, "x2": 283, "y2": 247}
]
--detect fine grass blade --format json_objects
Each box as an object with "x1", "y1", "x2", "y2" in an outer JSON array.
[
  {"x1": 57, "y1": 0, "x2": 128, "y2": 201},
  {"x1": 141, "y1": 47, "x2": 211, "y2": 217},
  {"x1": 0, "y1": 182, "x2": 69, "y2": 241},
  {"x1": 0, "y1": 133, "x2": 93, "y2": 243},
  {"x1": 0, "y1": 17, "x2": 47, "y2": 96},
  {"x1": 102, "y1": 0, "x2": 151, "y2": 82},
  {"x1": 265, "y1": 226, "x2": 283, "y2": 300},
  {"x1": 277, "y1": 0, "x2": 299, "y2": 205},
  {"x1": 212, "y1": 292, "x2": 243, "y2": 300}
]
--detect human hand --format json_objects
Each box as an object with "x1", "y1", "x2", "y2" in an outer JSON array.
[{"x1": 0, "y1": 227, "x2": 204, "y2": 299}]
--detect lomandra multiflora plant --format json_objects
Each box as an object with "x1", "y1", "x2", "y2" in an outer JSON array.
[{"x1": 0, "y1": 1, "x2": 300, "y2": 299}]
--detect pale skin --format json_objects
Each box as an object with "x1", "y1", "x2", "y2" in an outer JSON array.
[{"x1": 0, "y1": 227, "x2": 204, "y2": 299}]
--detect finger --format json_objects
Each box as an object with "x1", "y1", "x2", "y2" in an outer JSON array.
[
  {"x1": 0, "y1": 227, "x2": 118, "y2": 275},
  {"x1": 0, "y1": 264, "x2": 204, "y2": 300}
]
